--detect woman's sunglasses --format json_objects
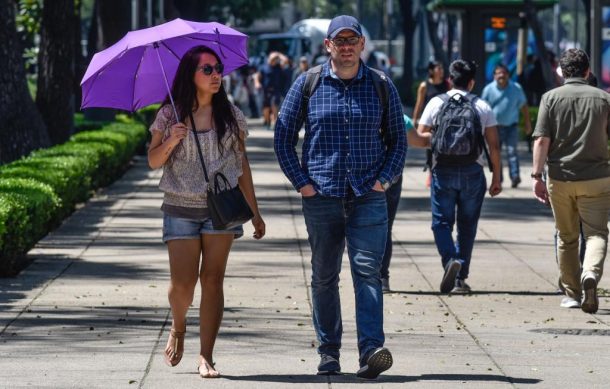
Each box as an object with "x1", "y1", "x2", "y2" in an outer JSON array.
[{"x1": 197, "y1": 63, "x2": 224, "y2": 76}]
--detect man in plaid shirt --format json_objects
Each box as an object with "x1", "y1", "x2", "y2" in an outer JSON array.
[{"x1": 274, "y1": 15, "x2": 406, "y2": 379}]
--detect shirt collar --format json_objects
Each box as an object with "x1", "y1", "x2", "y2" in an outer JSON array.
[
  {"x1": 323, "y1": 59, "x2": 365, "y2": 81},
  {"x1": 494, "y1": 80, "x2": 509, "y2": 90},
  {"x1": 564, "y1": 77, "x2": 588, "y2": 85}
]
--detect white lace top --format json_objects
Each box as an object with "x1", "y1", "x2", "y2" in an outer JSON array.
[{"x1": 149, "y1": 104, "x2": 248, "y2": 210}]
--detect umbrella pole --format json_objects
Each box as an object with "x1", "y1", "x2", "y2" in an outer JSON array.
[{"x1": 153, "y1": 42, "x2": 180, "y2": 122}]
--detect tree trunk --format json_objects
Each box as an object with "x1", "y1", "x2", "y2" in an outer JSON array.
[
  {"x1": 399, "y1": 0, "x2": 416, "y2": 105},
  {"x1": 524, "y1": 0, "x2": 554, "y2": 90},
  {"x1": 86, "y1": 0, "x2": 99, "y2": 58},
  {"x1": 0, "y1": 0, "x2": 50, "y2": 164},
  {"x1": 582, "y1": 0, "x2": 591, "y2": 54},
  {"x1": 98, "y1": 0, "x2": 131, "y2": 47},
  {"x1": 171, "y1": 0, "x2": 211, "y2": 21},
  {"x1": 36, "y1": 0, "x2": 76, "y2": 145},
  {"x1": 74, "y1": 0, "x2": 84, "y2": 113},
  {"x1": 84, "y1": 0, "x2": 130, "y2": 121},
  {"x1": 425, "y1": 9, "x2": 449, "y2": 69}
]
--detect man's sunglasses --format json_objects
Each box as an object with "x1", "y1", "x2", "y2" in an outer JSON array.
[
  {"x1": 197, "y1": 63, "x2": 224, "y2": 75},
  {"x1": 330, "y1": 36, "x2": 360, "y2": 47}
]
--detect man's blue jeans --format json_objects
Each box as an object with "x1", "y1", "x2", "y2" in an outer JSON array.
[
  {"x1": 498, "y1": 124, "x2": 520, "y2": 181},
  {"x1": 431, "y1": 163, "x2": 486, "y2": 280},
  {"x1": 302, "y1": 190, "x2": 387, "y2": 360}
]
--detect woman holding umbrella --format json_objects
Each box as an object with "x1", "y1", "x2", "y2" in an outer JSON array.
[{"x1": 148, "y1": 45, "x2": 265, "y2": 378}]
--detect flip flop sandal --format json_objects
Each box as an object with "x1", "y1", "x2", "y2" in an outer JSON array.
[
  {"x1": 198, "y1": 360, "x2": 220, "y2": 378},
  {"x1": 164, "y1": 329, "x2": 185, "y2": 367}
]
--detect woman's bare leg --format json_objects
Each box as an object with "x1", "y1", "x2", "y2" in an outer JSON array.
[
  {"x1": 165, "y1": 239, "x2": 200, "y2": 365},
  {"x1": 198, "y1": 233, "x2": 234, "y2": 377}
]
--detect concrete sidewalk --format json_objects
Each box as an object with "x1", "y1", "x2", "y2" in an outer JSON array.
[{"x1": 1, "y1": 120, "x2": 609, "y2": 388}]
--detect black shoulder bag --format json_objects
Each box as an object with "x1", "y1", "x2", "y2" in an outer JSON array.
[{"x1": 188, "y1": 113, "x2": 254, "y2": 230}]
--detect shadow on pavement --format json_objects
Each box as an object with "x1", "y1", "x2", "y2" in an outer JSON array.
[
  {"x1": 388, "y1": 290, "x2": 560, "y2": 296},
  {"x1": 222, "y1": 373, "x2": 541, "y2": 384}
]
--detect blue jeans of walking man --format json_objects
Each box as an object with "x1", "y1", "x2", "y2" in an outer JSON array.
[
  {"x1": 431, "y1": 163, "x2": 487, "y2": 281},
  {"x1": 302, "y1": 190, "x2": 387, "y2": 363},
  {"x1": 498, "y1": 124, "x2": 520, "y2": 183}
]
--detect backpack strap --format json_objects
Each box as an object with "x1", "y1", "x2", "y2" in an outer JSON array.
[
  {"x1": 463, "y1": 94, "x2": 493, "y2": 172},
  {"x1": 298, "y1": 65, "x2": 391, "y2": 146},
  {"x1": 367, "y1": 68, "x2": 390, "y2": 144},
  {"x1": 297, "y1": 65, "x2": 323, "y2": 127}
]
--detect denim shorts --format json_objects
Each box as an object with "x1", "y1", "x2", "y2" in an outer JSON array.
[{"x1": 162, "y1": 214, "x2": 244, "y2": 243}]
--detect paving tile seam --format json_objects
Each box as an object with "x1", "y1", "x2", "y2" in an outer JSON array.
[
  {"x1": 477, "y1": 228, "x2": 610, "y2": 327},
  {"x1": 393, "y1": 232, "x2": 517, "y2": 388},
  {"x1": 138, "y1": 309, "x2": 171, "y2": 389},
  {"x1": 0, "y1": 167, "x2": 157, "y2": 338}
]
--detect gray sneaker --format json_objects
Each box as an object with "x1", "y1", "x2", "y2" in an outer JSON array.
[
  {"x1": 440, "y1": 260, "x2": 462, "y2": 294},
  {"x1": 356, "y1": 347, "x2": 393, "y2": 379},
  {"x1": 581, "y1": 274, "x2": 599, "y2": 314},
  {"x1": 317, "y1": 354, "x2": 340, "y2": 375},
  {"x1": 381, "y1": 277, "x2": 390, "y2": 293},
  {"x1": 451, "y1": 279, "x2": 471, "y2": 294}
]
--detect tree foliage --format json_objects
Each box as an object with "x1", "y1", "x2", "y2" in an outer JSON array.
[
  {"x1": 168, "y1": 0, "x2": 282, "y2": 26},
  {"x1": 15, "y1": 0, "x2": 42, "y2": 72}
]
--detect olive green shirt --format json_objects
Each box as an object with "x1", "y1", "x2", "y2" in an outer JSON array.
[{"x1": 533, "y1": 78, "x2": 610, "y2": 181}]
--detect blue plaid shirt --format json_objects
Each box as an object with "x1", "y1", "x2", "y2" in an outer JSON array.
[{"x1": 274, "y1": 61, "x2": 406, "y2": 197}]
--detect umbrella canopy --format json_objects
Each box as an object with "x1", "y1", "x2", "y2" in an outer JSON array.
[{"x1": 81, "y1": 18, "x2": 248, "y2": 112}]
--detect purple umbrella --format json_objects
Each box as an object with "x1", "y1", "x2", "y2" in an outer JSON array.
[{"x1": 81, "y1": 18, "x2": 248, "y2": 118}]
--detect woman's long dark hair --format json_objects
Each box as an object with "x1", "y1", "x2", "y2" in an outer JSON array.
[
  {"x1": 427, "y1": 60, "x2": 442, "y2": 77},
  {"x1": 161, "y1": 45, "x2": 240, "y2": 154}
]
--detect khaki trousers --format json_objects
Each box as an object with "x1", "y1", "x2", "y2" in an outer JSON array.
[{"x1": 547, "y1": 176, "x2": 610, "y2": 299}]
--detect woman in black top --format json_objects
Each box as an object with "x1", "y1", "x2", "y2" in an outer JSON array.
[
  {"x1": 412, "y1": 61, "x2": 450, "y2": 187},
  {"x1": 413, "y1": 60, "x2": 449, "y2": 126}
]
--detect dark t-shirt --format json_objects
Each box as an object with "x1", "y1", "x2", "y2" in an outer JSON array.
[{"x1": 533, "y1": 78, "x2": 610, "y2": 181}]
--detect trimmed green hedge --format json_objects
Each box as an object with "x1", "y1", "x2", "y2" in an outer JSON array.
[{"x1": 0, "y1": 119, "x2": 147, "y2": 276}]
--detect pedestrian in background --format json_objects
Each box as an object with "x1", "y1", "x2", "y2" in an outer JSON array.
[
  {"x1": 532, "y1": 48, "x2": 610, "y2": 313},
  {"x1": 275, "y1": 15, "x2": 406, "y2": 379},
  {"x1": 147, "y1": 45, "x2": 265, "y2": 378},
  {"x1": 417, "y1": 59, "x2": 502, "y2": 294},
  {"x1": 412, "y1": 60, "x2": 450, "y2": 188},
  {"x1": 482, "y1": 64, "x2": 532, "y2": 188},
  {"x1": 260, "y1": 52, "x2": 286, "y2": 129},
  {"x1": 293, "y1": 56, "x2": 310, "y2": 82},
  {"x1": 381, "y1": 114, "x2": 430, "y2": 292}
]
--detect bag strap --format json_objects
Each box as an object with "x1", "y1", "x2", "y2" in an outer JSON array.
[
  {"x1": 368, "y1": 67, "x2": 390, "y2": 144},
  {"x1": 188, "y1": 113, "x2": 211, "y2": 185},
  {"x1": 297, "y1": 65, "x2": 323, "y2": 127}
]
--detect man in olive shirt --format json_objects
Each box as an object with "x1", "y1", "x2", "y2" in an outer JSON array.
[{"x1": 532, "y1": 49, "x2": 610, "y2": 314}]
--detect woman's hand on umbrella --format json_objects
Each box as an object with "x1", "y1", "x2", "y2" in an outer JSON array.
[{"x1": 167, "y1": 123, "x2": 188, "y2": 146}]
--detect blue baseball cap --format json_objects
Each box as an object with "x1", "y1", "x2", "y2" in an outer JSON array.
[{"x1": 327, "y1": 15, "x2": 363, "y2": 39}]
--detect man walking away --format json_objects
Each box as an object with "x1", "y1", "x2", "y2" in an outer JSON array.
[
  {"x1": 532, "y1": 49, "x2": 610, "y2": 313},
  {"x1": 417, "y1": 60, "x2": 502, "y2": 294},
  {"x1": 482, "y1": 64, "x2": 532, "y2": 188},
  {"x1": 274, "y1": 15, "x2": 406, "y2": 379}
]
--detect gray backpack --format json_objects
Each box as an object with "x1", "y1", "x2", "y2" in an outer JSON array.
[{"x1": 431, "y1": 93, "x2": 492, "y2": 170}]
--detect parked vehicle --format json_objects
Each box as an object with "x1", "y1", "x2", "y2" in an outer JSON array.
[{"x1": 254, "y1": 18, "x2": 375, "y2": 66}]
